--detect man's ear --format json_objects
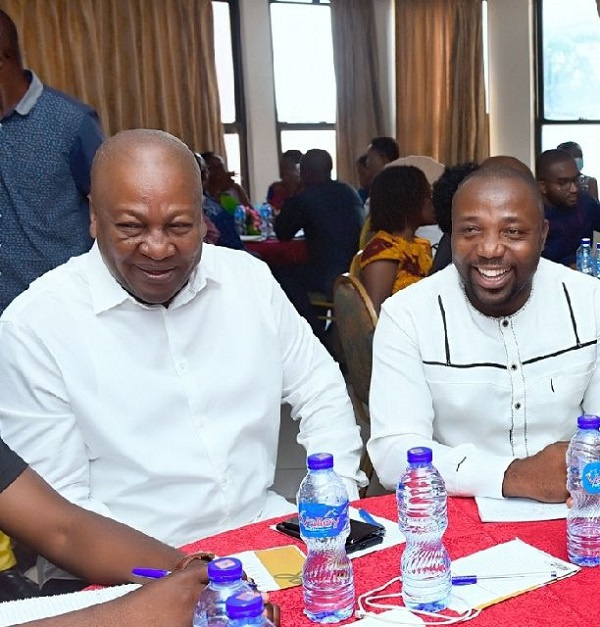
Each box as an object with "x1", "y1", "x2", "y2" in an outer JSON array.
[
  {"x1": 89, "y1": 196, "x2": 97, "y2": 239},
  {"x1": 540, "y1": 218, "x2": 549, "y2": 251}
]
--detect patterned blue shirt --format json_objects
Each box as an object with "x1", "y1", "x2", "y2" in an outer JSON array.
[{"x1": 0, "y1": 71, "x2": 103, "y2": 313}]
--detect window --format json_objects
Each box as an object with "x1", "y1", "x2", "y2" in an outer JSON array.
[
  {"x1": 270, "y1": 0, "x2": 336, "y2": 173},
  {"x1": 537, "y1": 0, "x2": 600, "y2": 176},
  {"x1": 212, "y1": 1, "x2": 246, "y2": 188}
]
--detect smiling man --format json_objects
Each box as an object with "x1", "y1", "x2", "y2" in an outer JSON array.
[
  {"x1": 368, "y1": 165, "x2": 600, "y2": 503},
  {"x1": 0, "y1": 129, "x2": 366, "y2": 590},
  {"x1": 537, "y1": 148, "x2": 600, "y2": 267}
]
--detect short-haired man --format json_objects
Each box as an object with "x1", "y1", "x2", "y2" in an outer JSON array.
[
  {"x1": 536, "y1": 149, "x2": 600, "y2": 266},
  {"x1": 368, "y1": 166, "x2": 600, "y2": 503},
  {"x1": 365, "y1": 136, "x2": 401, "y2": 182},
  {"x1": 0, "y1": 130, "x2": 366, "y2": 588}
]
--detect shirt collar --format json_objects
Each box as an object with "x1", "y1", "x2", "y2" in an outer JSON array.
[
  {"x1": 86, "y1": 242, "x2": 221, "y2": 315},
  {"x1": 14, "y1": 70, "x2": 43, "y2": 116}
]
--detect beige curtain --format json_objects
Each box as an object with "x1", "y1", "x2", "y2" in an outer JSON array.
[
  {"x1": 331, "y1": 0, "x2": 384, "y2": 185},
  {"x1": 0, "y1": 0, "x2": 224, "y2": 153},
  {"x1": 395, "y1": 0, "x2": 488, "y2": 165}
]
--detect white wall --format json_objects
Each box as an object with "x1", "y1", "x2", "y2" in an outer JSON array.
[{"x1": 237, "y1": 0, "x2": 536, "y2": 200}]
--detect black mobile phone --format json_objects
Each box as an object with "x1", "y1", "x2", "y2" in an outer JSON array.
[{"x1": 275, "y1": 516, "x2": 385, "y2": 554}]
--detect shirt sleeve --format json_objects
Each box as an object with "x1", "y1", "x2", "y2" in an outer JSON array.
[
  {"x1": 368, "y1": 302, "x2": 513, "y2": 498},
  {"x1": 274, "y1": 196, "x2": 304, "y2": 241},
  {"x1": 0, "y1": 321, "x2": 115, "y2": 519},
  {"x1": 69, "y1": 108, "x2": 104, "y2": 196},
  {"x1": 266, "y1": 270, "x2": 368, "y2": 499}
]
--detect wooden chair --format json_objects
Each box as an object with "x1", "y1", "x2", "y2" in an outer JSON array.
[{"x1": 333, "y1": 273, "x2": 378, "y2": 497}]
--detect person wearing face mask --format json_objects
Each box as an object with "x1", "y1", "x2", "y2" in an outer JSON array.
[{"x1": 557, "y1": 141, "x2": 598, "y2": 202}]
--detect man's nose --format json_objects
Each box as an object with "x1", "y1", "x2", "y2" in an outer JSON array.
[
  {"x1": 140, "y1": 230, "x2": 174, "y2": 259},
  {"x1": 477, "y1": 232, "x2": 504, "y2": 258}
]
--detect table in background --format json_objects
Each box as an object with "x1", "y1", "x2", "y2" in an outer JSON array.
[
  {"x1": 245, "y1": 238, "x2": 309, "y2": 267},
  {"x1": 182, "y1": 494, "x2": 598, "y2": 627}
]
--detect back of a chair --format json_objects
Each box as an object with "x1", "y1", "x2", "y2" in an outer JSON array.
[{"x1": 333, "y1": 274, "x2": 378, "y2": 408}]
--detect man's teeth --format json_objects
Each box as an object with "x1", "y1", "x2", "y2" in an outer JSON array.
[{"x1": 477, "y1": 268, "x2": 509, "y2": 278}]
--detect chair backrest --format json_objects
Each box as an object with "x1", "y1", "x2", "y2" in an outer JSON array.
[
  {"x1": 349, "y1": 249, "x2": 363, "y2": 278},
  {"x1": 333, "y1": 273, "x2": 378, "y2": 408}
]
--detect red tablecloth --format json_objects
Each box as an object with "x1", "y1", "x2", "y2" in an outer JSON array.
[
  {"x1": 245, "y1": 238, "x2": 309, "y2": 266},
  {"x1": 182, "y1": 495, "x2": 598, "y2": 627}
]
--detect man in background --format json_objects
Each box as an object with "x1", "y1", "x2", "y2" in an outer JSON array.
[
  {"x1": 0, "y1": 8, "x2": 103, "y2": 599},
  {"x1": 274, "y1": 149, "x2": 364, "y2": 347},
  {"x1": 537, "y1": 149, "x2": 600, "y2": 266}
]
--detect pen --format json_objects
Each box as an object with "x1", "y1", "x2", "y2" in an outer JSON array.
[
  {"x1": 358, "y1": 508, "x2": 385, "y2": 529},
  {"x1": 451, "y1": 570, "x2": 558, "y2": 586},
  {"x1": 132, "y1": 567, "x2": 170, "y2": 579}
]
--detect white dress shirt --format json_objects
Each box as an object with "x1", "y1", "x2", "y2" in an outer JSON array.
[
  {"x1": 368, "y1": 259, "x2": 600, "y2": 498},
  {"x1": 0, "y1": 244, "x2": 366, "y2": 550}
]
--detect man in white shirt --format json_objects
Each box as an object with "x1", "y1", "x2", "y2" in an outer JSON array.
[
  {"x1": 0, "y1": 129, "x2": 366, "y2": 586},
  {"x1": 368, "y1": 165, "x2": 600, "y2": 503}
]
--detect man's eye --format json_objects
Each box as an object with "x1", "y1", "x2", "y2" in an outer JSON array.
[
  {"x1": 170, "y1": 223, "x2": 193, "y2": 233},
  {"x1": 505, "y1": 228, "x2": 522, "y2": 237},
  {"x1": 117, "y1": 223, "x2": 143, "y2": 231}
]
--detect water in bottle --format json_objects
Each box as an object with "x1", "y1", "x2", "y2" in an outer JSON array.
[
  {"x1": 234, "y1": 205, "x2": 246, "y2": 236},
  {"x1": 397, "y1": 447, "x2": 451, "y2": 612},
  {"x1": 576, "y1": 238, "x2": 593, "y2": 274},
  {"x1": 225, "y1": 590, "x2": 275, "y2": 626},
  {"x1": 566, "y1": 414, "x2": 600, "y2": 567},
  {"x1": 193, "y1": 556, "x2": 254, "y2": 626},
  {"x1": 297, "y1": 452, "x2": 355, "y2": 624},
  {"x1": 258, "y1": 203, "x2": 273, "y2": 239}
]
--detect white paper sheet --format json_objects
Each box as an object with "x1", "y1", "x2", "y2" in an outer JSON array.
[
  {"x1": 475, "y1": 496, "x2": 568, "y2": 522},
  {"x1": 0, "y1": 584, "x2": 139, "y2": 626}
]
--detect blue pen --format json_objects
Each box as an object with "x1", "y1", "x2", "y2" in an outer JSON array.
[
  {"x1": 132, "y1": 567, "x2": 170, "y2": 579},
  {"x1": 451, "y1": 570, "x2": 558, "y2": 586},
  {"x1": 358, "y1": 508, "x2": 385, "y2": 529}
]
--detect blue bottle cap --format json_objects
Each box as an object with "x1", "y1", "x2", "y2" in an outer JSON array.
[
  {"x1": 207, "y1": 556, "x2": 243, "y2": 582},
  {"x1": 226, "y1": 590, "x2": 264, "y2": 619},
  {"x1": 577, "y1": 414, "x2": 600, "y2": 430},
  {"x1": 407, "y1": 447, "x2": 433, "y2": 464},
  {"x1": 307, "y1": 452, "x2": 334, "y2": 470},
  {"x1": 582, "y1": 238, "x2": 591, "y2": 244}
]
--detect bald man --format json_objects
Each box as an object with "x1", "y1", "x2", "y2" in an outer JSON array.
[
  {"x1": 0, "y1": 129, "x2": 366, "y2": 588},
  {"x1": 369, "y1": 165, "x2": 600, "y2": 504},
  {"x1": 536, "y1": 149, "x2": 600, "y2": 266}
]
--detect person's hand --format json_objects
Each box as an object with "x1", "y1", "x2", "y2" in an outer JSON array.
[{"x1": 502, "y1": 441, "x2": 569, "y2": 502}]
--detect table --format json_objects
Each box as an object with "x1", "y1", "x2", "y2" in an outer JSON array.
[
  {"x1": 245, "y1": 238, "x2": 309, "y2": 266},
  {"x1": 182, "y1": 495, "x2": 598, "y2": 627}
]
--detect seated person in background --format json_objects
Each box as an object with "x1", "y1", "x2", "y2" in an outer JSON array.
[
  {"x1": 355, "y1": 153, "x2": 371, "y2": 204},
  {"x1": 365, "y1": 136, "x2": 400, "y2": 184},
  {"x1": 537, "y1": 149, "x2": 600, "y2": 266},
  {"x1": 266, "y1": 149, "x2": 303, "y2": 213},
  {"x1": 429, "y1": 162, "x2": 479, "y2": 275},
  {"x1": 200, "y1": 151, "x2": 251, "y2": 210},
  {"x1": 359, "y1": 166, "x2": 436, "y2": 314},
  {"x1": 194, "y1": 153, "x2": 245, "y2": 250},
  {"x1": 368, "y1": 165, "x2": 600, "y2": 503},
  {"x1": 557, "y1": 141, "x2": 598, "y2": 201},
  {"x1": 0, "y1": 435, "x2": 208, "y2": 625},
  {"x1": 0, "y1": 130, "x2": 367, "y2": 591},
  {"x1": 274, "y1": 149, "x2": 364, "y2": 346}
]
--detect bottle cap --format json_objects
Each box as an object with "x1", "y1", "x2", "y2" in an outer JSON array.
[
  {"x1": 307, "y1": 452, "x2": 334, "y2": 470},
  {"x1": 581, "y1": 238, "x2": 591, "y2": 245},
  {"x1": 407, "y1": 447, "x2": 433, "y2": 464},
  {"x1": 577, "y1": 414, "x2": 600, "y2": 430},
  {"x1": 207, "y1": 557, "x2": 243, "y2": 582},
  {"x1": 226, "y1": 590, "x2": 264, "y2": 619}
]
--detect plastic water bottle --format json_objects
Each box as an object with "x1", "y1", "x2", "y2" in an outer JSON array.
[
  {"x1": 566, "y1": 414, "x2": 600, "y2": 566},
  {"x1": 258, "y1": 203, "x2": 273, "y2": 239},
  {"x1": 397, "y1": 447, "x2": 451, "y2": 612},
  {"x1": 297, "y1": 452, "x2": 354, "y2": 623},
  {"x1": 225, "y1": 590, "x2": 275, "y2": 626},
  {"x1": 193, "y1": 557, "x2": 254, "y2": 626},
  {"x1": 576, "y1": 238, "x2": 593, "y2": 274},
  {"x1": 234, "y1": 205, "x2": 246, "y2": 236}
]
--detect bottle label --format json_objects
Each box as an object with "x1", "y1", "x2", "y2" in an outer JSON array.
[
  {"x1": 298, "y1": 502, "x2": 348, "y2": 538},
  {"x1": 582, "y1": 462, "x2": 600, "y2": 494}
]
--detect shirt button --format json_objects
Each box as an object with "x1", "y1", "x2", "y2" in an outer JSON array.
[
  {"x1": 178, "y1": 361, "x2": 187, "y2": 371},
  {"x1": 511, "y1": 364, "x2": 517, "y2": 371},
  {"x1": 502, "y1": 319, "x2": 509, "y2": 328},
  {"x1": 515, "y1": 402, "x2": 521, "y2": 410}
]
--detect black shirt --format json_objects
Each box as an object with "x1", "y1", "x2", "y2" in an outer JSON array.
[{"x1": 0, "y1": 437, "x2": 27, "y2": 494}]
